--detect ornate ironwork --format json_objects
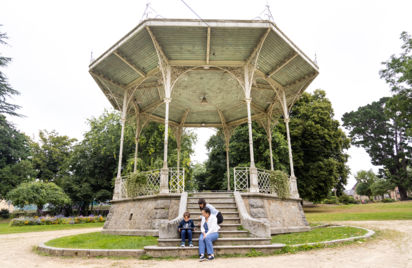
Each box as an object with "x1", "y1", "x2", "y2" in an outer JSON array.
[{"x1": 234, "y1": 167, "x2": 249, "y2": 192}]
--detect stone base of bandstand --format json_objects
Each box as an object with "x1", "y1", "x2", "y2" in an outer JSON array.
[
  {"x1": 240, "y1": 192, "x2": 310, "y2": 234},
  {"x1": 102, "y1": 192, "x2": 309, "y2": 237},
  {"x1": 102, "y1": 194, "x2": 181, "y2": 236}
]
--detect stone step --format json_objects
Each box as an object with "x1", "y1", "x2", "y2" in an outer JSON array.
[
  {"x1": 191, "y1": 230, "x2": 249, "y2": 238},
  {"x1": 190, "y1": 211, "x2": 239, "y2": 217},
  {"x1": 188, "y1": 197, "x2": 235, "y2": 203},
  {"x1": 190, "y1": 192, "x2": 233, "y2": 198},
  {"x1": 144, "y1": 244, "x2": 285, "y2": 258},
  {"x1": 187, "y1": 203, "x2": 237, "y2": 209},
  {"x1": 192, "y1": 218, "x2": 240, "y2": 224},
  {"x1": 213, "y1": 224, "x2": 243, "y2": 231},
  {"x1": 157, "y1": 237, "x2": 271, "y2": 247},
  {"x1": 187, "y1": 207, "x2": 238, "y2": 213}
]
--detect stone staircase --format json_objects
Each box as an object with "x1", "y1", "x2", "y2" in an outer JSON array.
[{"x1": 144, "y1": 192, "x2": 284, "y2": 257}]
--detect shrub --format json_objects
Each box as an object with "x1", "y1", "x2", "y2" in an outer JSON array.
[
  {"x1": 323, "y1": 196, "x2": 339, "y2": 204},
  {"x1": 269, "y1": 170, "x2": 290, "y2": 199},
  {"x1": 126, "y1": 172, "x2": 148, "y2": 197},
  {"x1": 0, "y1": 209, "x2": 10, "y2": 219},
  {"x1": 338, "y1": 194, "x2": 358, "y2": 204},
  {"x1": 381, "y1": 198, "x2": 395, "y2": 203},
  {"x1": 9, "y1": 215, "x2": 105, "y2": 226}
]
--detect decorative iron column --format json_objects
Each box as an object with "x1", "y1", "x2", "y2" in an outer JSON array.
[
  {"x1": 245, "y1": 97, "x2": 259, "y2": 193},
  {"x1": 282, "y1": 90, "x2": 299, "y2": 198},
  {"x1": 113, "y1": 92, "x2": 128, "y2": 200},
  {"x1": 133, "y1": 115, "x2": 140, "y2": 173},
  {"x1": 267, "y1": 117, "x2": 274, "y2": 171},
  {"x1": 160, "y1": 96, "x2": 171, "y2": 194}
]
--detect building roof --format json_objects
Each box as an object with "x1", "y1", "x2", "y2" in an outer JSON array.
[{"x1": 89, "y1": 18, "x2": 319, "y2": 128}]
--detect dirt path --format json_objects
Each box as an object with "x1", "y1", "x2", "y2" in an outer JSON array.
[{"x1": 0, "y1": 221, "x2": 411, "y2": 268}]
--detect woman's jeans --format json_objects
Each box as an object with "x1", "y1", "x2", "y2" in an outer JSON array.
[
  {"x1": 181, "y1": 229, "x2": 193, "y2": 243},
  {"x1": 198, "y1": 232, "x2": 219, "y2": 255}
]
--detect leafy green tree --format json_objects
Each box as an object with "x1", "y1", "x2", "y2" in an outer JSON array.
[
  {"x1": 199, "y1": 90, "x2": 350, "y2": 201},
  {"x1": 0, "y1": 28, "x2": 20, "y2": 116},
  {"x1": 0, "y1": 160, "x2": 36, "y2": 199},
  {"x1": 354, "y1": 170, "x2": 377, "y2": 199},
  {"x1": 287, "y1": 90, "x2": 350, "y2": 201},
  {"x1": 370, "y1": 178, "x2": 393, "y2": 199},
  {"x1": 63, "y1": 110, "x2": 196, "y2": 213},
  {"x1": 7, "y1": 181, "x2": 71, "y2": 215},
  {"x1": 342, "y1": 97, "x2": 411, "y2": 200},
  {"x1": 0, "y1": 115, "x2": 33, "y2": 198},
  {"x1": 31, "y1": 130, "x2": 77, "y2": 182}
]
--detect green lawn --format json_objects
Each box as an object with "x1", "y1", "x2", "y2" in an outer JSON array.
[
  {"x1": 0, "y1": 222, "x2": 104, "y2": 234},
  {"x1": 271, "y1": 226, "x2": 367, "y2": 245},
  {"x1": 45, "y1": 232, "x2": 157, "y2": 249},
  {"x1": 304, "y1": 201, "x2": 412, "y2": 222}
]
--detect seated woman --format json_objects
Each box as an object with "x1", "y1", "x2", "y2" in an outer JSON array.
[{"x1": 198, "y1": 207, "x2": 220, "y2": 261}]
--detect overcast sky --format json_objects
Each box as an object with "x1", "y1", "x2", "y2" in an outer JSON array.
[{"x1": 2, "y1": 0, "x2": 411, "y2": 189}]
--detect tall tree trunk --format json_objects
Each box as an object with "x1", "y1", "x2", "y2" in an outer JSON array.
[{"x1": 398, "y1": 185, "x2": 408, "y2": 201}]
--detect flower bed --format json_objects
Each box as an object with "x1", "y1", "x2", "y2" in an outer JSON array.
[{"x1": 10, "y1": 215, "x2": 105, "y2": 226}]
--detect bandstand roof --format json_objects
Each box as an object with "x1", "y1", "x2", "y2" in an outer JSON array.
[{"x1": 89, "y1": 18, "x2": 319, "y2": 128}]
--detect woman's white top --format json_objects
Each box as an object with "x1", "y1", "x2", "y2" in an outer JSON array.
[
  {"x1": 206, "y1": 203, "x2": 219, "y2": 216},
  {"x1": 200, "y1": 214, "x2": 221, "y2": 234}
]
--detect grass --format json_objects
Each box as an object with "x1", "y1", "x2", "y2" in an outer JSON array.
[
  {"x1": 0, "y1": 222, "x2": 104, "y2": 234},
  {"x1": 304, "y1": 201, "x2": 412, "y2": 222},
  {"x1": 45, "y1": 232, "x2": 157, "y2": 249},
  {"x1": 271, "y1": 226, "x2": 367, "y2": 245}
]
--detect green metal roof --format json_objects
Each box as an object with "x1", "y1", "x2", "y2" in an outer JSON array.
[{"x1": 89, "y1": 18, "x2": 319, "y2": 128}]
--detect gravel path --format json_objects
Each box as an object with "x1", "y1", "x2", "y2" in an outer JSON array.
[{"x1": 0, "y1": 220, "x2": 411, "y2": 268}]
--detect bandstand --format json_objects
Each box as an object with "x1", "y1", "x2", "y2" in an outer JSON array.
[{"x1": 89, "y1": 18, "x2": 318, "y2": 256}]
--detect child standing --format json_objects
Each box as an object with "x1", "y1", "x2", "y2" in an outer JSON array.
[{"x1": 178, "y1": 211, "x2": 195, "y2": 247}]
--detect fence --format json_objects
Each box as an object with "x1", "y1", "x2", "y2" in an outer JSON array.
[
  {"x1": 234, "y1": 167, "x2": 283, "y2": 195},
  {"x1": 120, "y1": 167, "x2": 184, "y2": 198}
]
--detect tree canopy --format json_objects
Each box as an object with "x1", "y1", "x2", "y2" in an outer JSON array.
[{"x1": 197, "y1": 90, "x2": 350, "y2": 202}]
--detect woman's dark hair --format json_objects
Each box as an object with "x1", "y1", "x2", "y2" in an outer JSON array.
[
  {"x1": 202, "y1": 207, "x2": 211, "y2": 216},
  {"x1": 198, "y1": 198, "x2": 206, "y2": 208}
]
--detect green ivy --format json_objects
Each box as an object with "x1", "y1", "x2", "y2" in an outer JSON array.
[
  {"x1": 126, "y1": 172, "x2": 147, "y2": 197},
  {"x1": 269, "y1": 170, "x2": 290, "y2": 199}
]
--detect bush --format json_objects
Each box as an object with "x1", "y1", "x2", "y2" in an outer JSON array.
[
  {"x1": 269, "y1": 170, "x2": 290, "y2": 199},
  {"x1": 338, "y1": 194, "x2": 358, "y2": 204},
  {"x1": 0, "y1": 209, "x2": 10, "y2": 219},
  {"x1": 126, "y1": 172, "x2": 148, "y2": 197},
  {"x1": 9, "y1": 215, "x2": 105, "y2": 226},
  {"x1": 381, "y1": 198, "x2": 395, "y2": 203},
  {"x1": 323, "y1": 196, "x2": 339, "y2": 204}
]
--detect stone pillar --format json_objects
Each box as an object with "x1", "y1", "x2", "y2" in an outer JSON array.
[
  {"x1": 282, "y1": 91, "x2": 299, "y2": 198},
  {"x1": 113, "y1": 92, "x2": 128, "y2": 200}
]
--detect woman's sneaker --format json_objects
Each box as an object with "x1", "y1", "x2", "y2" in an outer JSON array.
[
  {"x1": 207, "y1": 255, "x2": 215, "y2": 261},
  {"x1": 199, "y1": 255, "x2": 206, "y2": 261}
]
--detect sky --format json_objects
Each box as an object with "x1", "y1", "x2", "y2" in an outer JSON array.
[{"x1": 1, "y1": 0, "x2": 411, "y2": 189}]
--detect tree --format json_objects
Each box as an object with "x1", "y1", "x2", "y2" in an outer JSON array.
[
  {"x1": 0, "y1": 115, "x2": 33, "y2": 198},
  {"x1": 370, "y1": 178, "x2": 393, "y2": 199},
  {"x1": 342, "y1": 97, "x2": 411, "y2": 200},
  {"x1": 287, "y1": 90, "x2": 350, "y2": 201},
  {"x1": 7, "y1": 181, "x2": 71, "y2": 215},
  {"x1": 0, "y1": 160, "x2": 36, "y2": 199},
  {"x1": 354, "y1": 170, "x2": 377, "y2": 199},
  {"x1": 199, "y1": 90, "x2": 350, "y2": 202},
  {"x1": 63, "y1": 110, "x2": 196, "y2": 213},
  {"x1": 0, "y1": 27, "x2": 20, "y2": 116},
  {"x1": 31, "y1": 130, "x2": 77, "y2": 182}
]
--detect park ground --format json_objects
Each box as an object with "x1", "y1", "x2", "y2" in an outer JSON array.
[{"x1": 0, "y1": 202, "x2": 411, "y2": 267}]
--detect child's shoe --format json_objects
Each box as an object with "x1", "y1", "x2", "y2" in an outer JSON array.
[
  {"x1": 180, "y1": 243, "x2": 185, "y2": 247},
  {"x1": 189, "y1": 243, "x2": 194, "y2": 247}
]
